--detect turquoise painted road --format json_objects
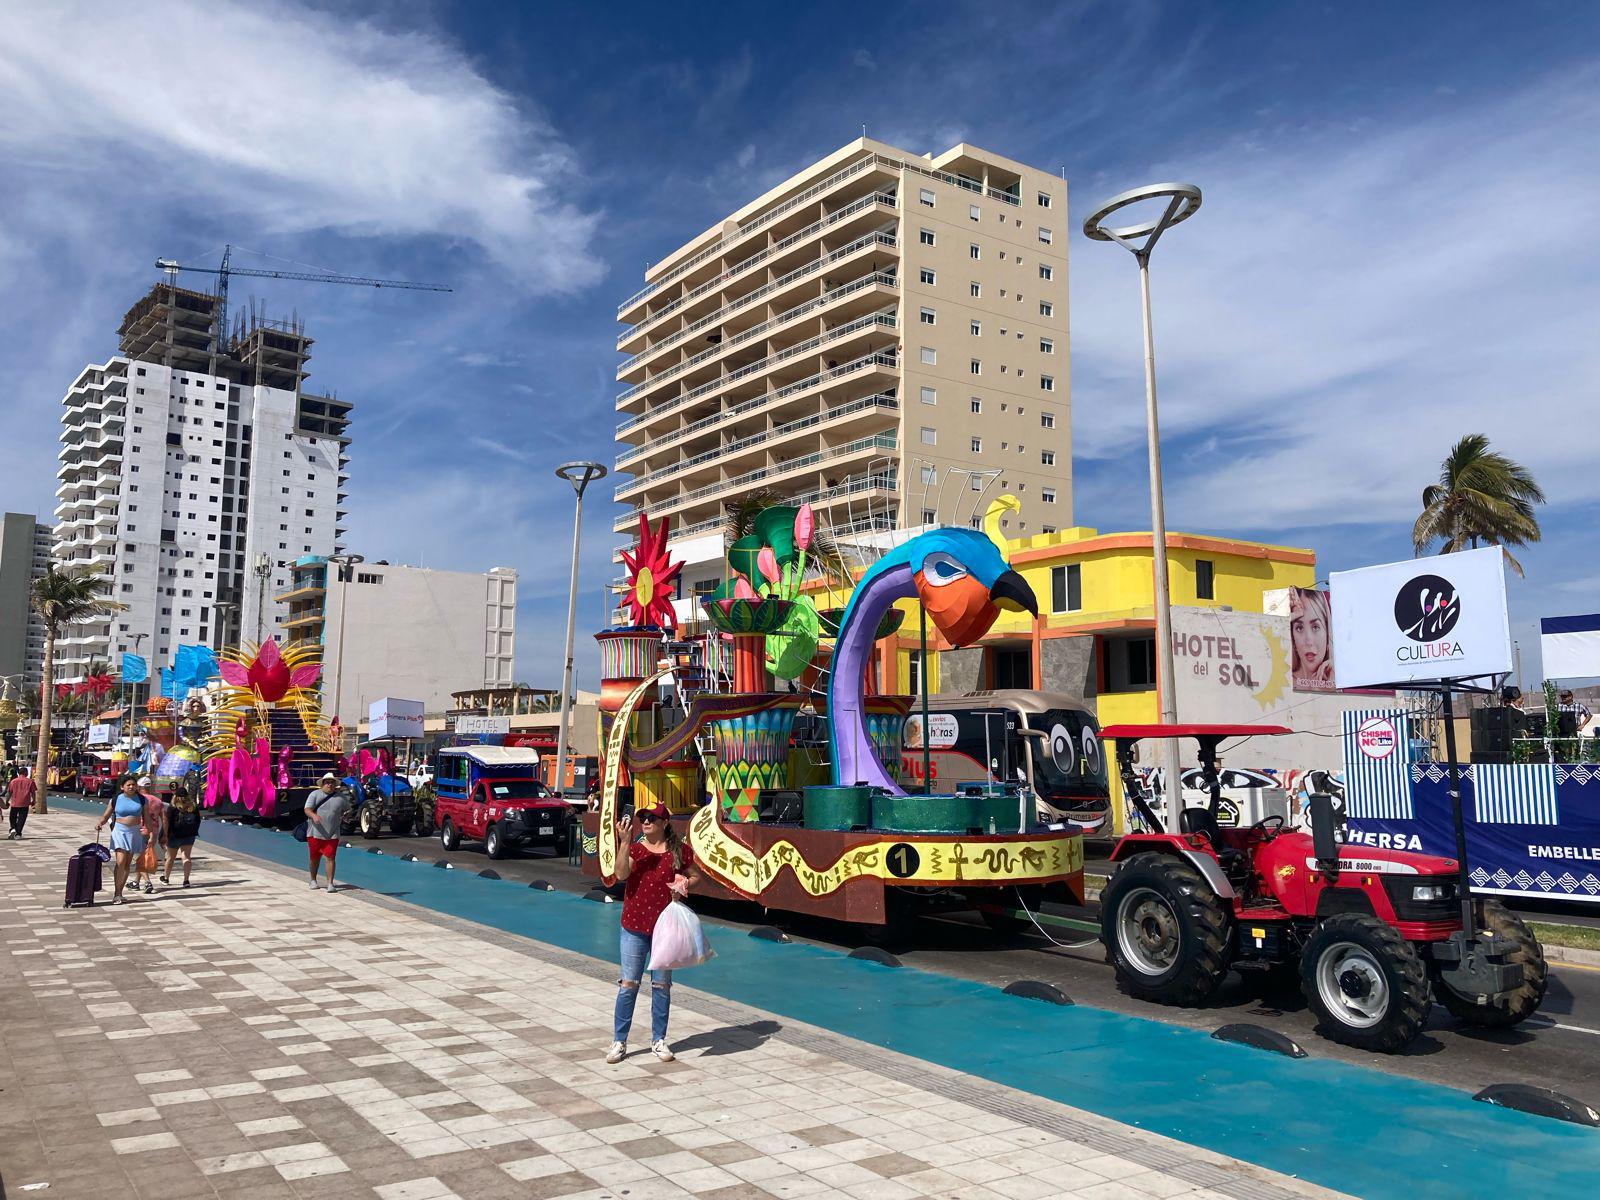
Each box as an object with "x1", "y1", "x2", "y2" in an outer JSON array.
[{"x1": 60, "y1": 801, "x2": 1600, "y2": 1199}]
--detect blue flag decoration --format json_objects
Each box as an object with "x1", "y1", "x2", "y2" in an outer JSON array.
[
  {"x1": 160, "y1": 645, "x2": 220, "y2": 699},
  {"x1": 120, "y1": 653, "x2": 148, "y2": 684}
]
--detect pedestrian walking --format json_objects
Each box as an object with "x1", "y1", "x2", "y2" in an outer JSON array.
[
  {"x1": 304, "y1": 772, "x2": 350, "y2": 893},
  {"x1": 94, "y1": 778, "x2": 147, "y2": 904},
  {"x1": 607, "y1": 802, "x2": 697, "y2": 1064},
  {"x1": 7, "y1": 766, "x2": 36, "y2": 839},
  {"x1": 131, "y1": 778, "x2": 165, "y2": 894},
  {"x1": 163, "y1": 789, "x2": 202, "y2": 888}
]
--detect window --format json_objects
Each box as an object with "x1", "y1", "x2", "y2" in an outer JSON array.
[
  {"x1": 918, "y1": 188, "x2": 935, "y2": 208},
  {"x1": 969, "y1": 204, "x2": 980, "y2": 221},
  {"x1": 1040, "y1": 300, "x2": 1053, "y2": 318},
  {"x1": 970, "y1": 398, "x2": 982, "y2": 414},
  {"x1": 919, "y1": 306, "x2": 936, "y2": 325},
  {"x1": 1038, "y1": 227, "x2": 1053, "y2": 245},
  {"x1": 970, "y1": 437, "x2": 982, "y2": 454},
  {"x1": 969, "y1": 281, "x2": 980, "y2": 298},
  {"x1": 919, "y1": 228, "x2": 935, "y2": 246},
  {"x1": 1042, "y1": 525, "x2": 1057, "y2": 534},
  {"x1": 969, "y1": 320, "x2": 981, "y2": 336},
  {"x1": 970, "y1": 475, "x2": 984, "y2": 491},
  {"x1": 1196, "y1": 559, "x2": 1215, "y2": 600},
  {"x1": 969, "y1": 359, "x2": 981, "y2": 375},
  {"x1": 920, "y1": 465, "x2": 936, "y2": 484},
  {"x1": 1040, "y1": 411, "x2": 1055, "y2": 429},
  {"x1": 920, "y1": 427, "x2": 937, "y2": 446},
  {"x1": 1040, "y1": 338, "x2": 1054, "y2": 354},
  {"x1": 919, "y1": 267, "x2": 936, "y2": 285},
  {"x1": 907, "y1": 650, "x2": 924, "y2": 696},
  {"x1": 1039, "y1": 264, "x2": 1053, "y2": 280},
  {"x1": 919, "y1": 386, "x2": 937, "y2": 405},
  {"x1": 920, "y1": 509, "x2": 936, "y2": 526},
  {"x1": 1127, "y1": 638, "x2": 1157, "y2": 688},
  {"x1": 1041, "y1": 487, "x2": 1056, "y2": 504},
  {"x1": 920, "y1": 347, "x2": 937, "y2": 365},
  {"x1": 1037, "y1": 191, "x2": 1052, "y2": 208},
  {"x1": 1051, "y1": 564, "x2": 1081, "y2": 612},
  {"x1": 969, "y1": 243, "x2": 980, "y2": 260},
  {"x1": 1040, "y1": 375, "x2": 1055, "y2": 392},
  {"x1": 1041, "y1": 450, "x2": 1056, "y2": 466}
]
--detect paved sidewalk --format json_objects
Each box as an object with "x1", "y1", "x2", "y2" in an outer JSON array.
[{"x1": 0, "y1": 812, "x2": 1338, "y2": 1200}]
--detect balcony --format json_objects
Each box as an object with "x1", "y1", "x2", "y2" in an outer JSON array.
[
  {"x1": 275, "y1": 584, "x2": 326, "y2": 603},
  {"x1": 618, "y1": 199, "x2": 899, "y2": 351},
  {"x1": 615, "y1": 392, "x2": 899, "y2": 500},
  {"x1": 283, "y1": 609, "x2": 325, "y2": 630}
]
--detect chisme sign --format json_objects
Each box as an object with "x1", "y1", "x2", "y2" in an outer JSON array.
[{"x1": 1330, "y1": 546, "x2": 1512, "y2": 689}]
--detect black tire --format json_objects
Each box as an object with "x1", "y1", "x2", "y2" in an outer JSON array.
[
  {"x1": 1434, "y1": 899, "x2": 1548, "y2": 1028},
  {"x1": 440, "y1": 818, "x2": 461, "y2": 851},
  {"x1": 484, "y1": 822, "x2": 506, "y2": 860},
  {"x1": 359, "y1": 805, "x2": 381, "y2": 839},
  {"x1": 1301, "y1": 914, "x2": 1430, "y2": 1052},
  {"x1": 1102, "y1": 853, "x2": 1232, "y2": 1005}
]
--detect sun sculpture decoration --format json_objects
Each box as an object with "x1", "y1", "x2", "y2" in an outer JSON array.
[{"x1": 618, "y1": 513, "x2": 683, "y2": 632}]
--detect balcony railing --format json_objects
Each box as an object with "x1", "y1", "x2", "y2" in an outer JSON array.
[
  {"x1": 618, "y1": 309, "x2": 896, "y2": 412},
  {"x1": 617, "y1": 269, "x2": 898, "y2": 397},
  {"x1": 618, "y1": 198, "x2": 898, "y2": 346},
  {"x1": 616, "y1": 392, "x2": 899, "y2": 498}
]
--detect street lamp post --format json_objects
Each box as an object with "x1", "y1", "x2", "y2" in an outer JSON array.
[
  {"x1": 553, "y1": 462, "x2": 607, "y2": 797},
  {"x1": 1084, "y1": 183, "x2": 1202, "y2": 834},
  {"x1": 326, "y1": 554, "x2": 365, "y2": 730}
]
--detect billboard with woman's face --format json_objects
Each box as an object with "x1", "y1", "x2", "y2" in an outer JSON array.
[{"x1": 1290, "y1": 587, "x2": 1335, "y2": 692}]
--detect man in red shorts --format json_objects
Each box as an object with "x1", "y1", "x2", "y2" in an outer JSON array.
[{"x1": 303, "y1": 772, "x2": 350, "y2": 893}]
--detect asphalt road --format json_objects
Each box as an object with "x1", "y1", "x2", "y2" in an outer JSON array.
[{"x1": 335, "y1": 819, "x2": 1600, "y2": 1110}]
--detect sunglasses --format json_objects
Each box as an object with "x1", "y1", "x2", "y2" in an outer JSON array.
[{"x1": 637, "y1": 813, "x2": 663, "y2": 822}]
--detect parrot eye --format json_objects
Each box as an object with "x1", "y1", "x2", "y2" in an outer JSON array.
[{"x1": 921, "y1": 552, "x2": 969, "y2": 586}]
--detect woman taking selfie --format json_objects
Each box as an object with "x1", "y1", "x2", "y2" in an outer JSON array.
[
  {"x1": 94, "y1": 778, "x2": 147, "y2": 904},
  {"x1": 608, "y1": 802, "x2": 697, "y2": 1064}
]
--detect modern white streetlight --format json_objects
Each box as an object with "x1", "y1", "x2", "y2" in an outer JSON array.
[
  {"x1": 327, "y1": 553, "x2": 365, "y2": 728},
  {"x1": 1084, "y1": 182, "x2": 1202, "y2": 834},
  {"x1": 553, "y1": 462, "x2": 607, "y2": 797}
]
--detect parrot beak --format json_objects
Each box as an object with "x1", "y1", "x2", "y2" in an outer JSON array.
[{"x1": 988, "y1": 569, "x2": 1038, "y2": 616}]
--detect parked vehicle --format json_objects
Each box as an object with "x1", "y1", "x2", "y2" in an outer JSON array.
[
  {"x1": 78, "y1": 755, "x2": 121, "y2": 798},
  {"x1": 344, "y1": 770, "x2": 422, "y2": 838},
  {"x1": 428, "y1": 745, "x2": 575, "y2": 859}
]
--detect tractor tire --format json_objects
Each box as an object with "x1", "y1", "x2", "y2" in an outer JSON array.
[
  {"x1": 359, "y1": 805, "x2": 381, "y2": 839},
  {"x1": 484, "y1": 822, "x2": 507, "y2": 860},
  {"x1": 440, "y1": 819, "x2": 461, "y2": 852},
  {"x1": 1302, "y1": 914, "x2": 1430, "y2": 1052},
  {"x1": 1102, "y1": 853, "x2": 1232, "y2": 1006},
  {"x1": 1434, "y1": 899, "x2": 1549, "y2": 1029}
]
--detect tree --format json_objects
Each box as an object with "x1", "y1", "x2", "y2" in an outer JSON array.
[
  {"x1": 1411, "y1": 434, "x2": 1546, "y2": 576},
  {"x1": 30, "y1": 566, "x2": 124, "y2": 811}
]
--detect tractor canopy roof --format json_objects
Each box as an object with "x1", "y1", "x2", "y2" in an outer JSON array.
[{"x1": 1098, "y1": 723, "x2": 1294, "y2": 741}]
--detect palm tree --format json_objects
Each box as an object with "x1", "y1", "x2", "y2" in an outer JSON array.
[
  {"x1": 1411, "y1": 434, "x2": 1546, "y2": 576},
  {"x1": 30, "y1": 566, "x2": 123, "y2": 811}
]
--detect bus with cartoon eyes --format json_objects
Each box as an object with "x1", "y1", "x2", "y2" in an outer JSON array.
[{"x1": 900, "y1": 690, "x2": 1110, "y2": 834}]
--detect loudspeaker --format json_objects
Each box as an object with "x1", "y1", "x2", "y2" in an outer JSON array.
[{"x1": 1471, "y1": 707, "x2": 1525, "y2": 756}]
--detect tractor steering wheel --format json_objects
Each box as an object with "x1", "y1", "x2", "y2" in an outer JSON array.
[{"x1": 1244, "y1": 814, "x2": 1285, "y2": 844}]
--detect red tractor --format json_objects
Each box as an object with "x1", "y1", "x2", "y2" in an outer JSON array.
[{"x1": 1098, "y1": 724, "x2": 1547, "y2": 1052}]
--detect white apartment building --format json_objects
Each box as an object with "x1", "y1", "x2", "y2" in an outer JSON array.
[
  {"x1": 53, "y1": 284, "x2": 349, "y2": 680},
  {"x1": 275, "y1": 557, "x2": 516, "y2": 724},
  {"x1": 613, "y1": 137, "x2": 1072, "y2": 621}
]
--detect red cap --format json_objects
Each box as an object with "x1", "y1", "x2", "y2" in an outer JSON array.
[{"x1": 636, "y1": 802, "x2": 669, "y2": 819}]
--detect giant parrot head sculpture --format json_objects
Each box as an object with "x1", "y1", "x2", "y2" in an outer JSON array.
[{"x1": 905, "y1": 528, "x2": 1037, "y2": 647}]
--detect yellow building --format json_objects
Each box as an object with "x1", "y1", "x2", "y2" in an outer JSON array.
[{"x1": 868, "y1": 524, "x2": 1316, "y2": 728}]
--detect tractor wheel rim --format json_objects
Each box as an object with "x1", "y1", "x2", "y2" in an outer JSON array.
[
  {"x1": 1316, "y1": 941, "x2": 1388, "y2": 1028},
  {"x1": 1117, "y1": 887, "x2": 1181, "y2": 976}
]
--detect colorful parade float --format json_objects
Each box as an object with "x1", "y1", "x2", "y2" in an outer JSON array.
[{"x1": 583, "y1": 505, "x2": 1086, "y2": 931}]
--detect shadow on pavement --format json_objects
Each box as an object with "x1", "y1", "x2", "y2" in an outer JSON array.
[{"x1": 673, "y1": 1019, "x2": 782, "y2": 1057}]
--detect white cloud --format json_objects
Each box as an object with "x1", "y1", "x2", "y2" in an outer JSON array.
[{"x1": 0, "y1": 0, "x2": 602, "y2": 292}]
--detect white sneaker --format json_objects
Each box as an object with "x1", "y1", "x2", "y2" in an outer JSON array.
[
  {"x1": 605, "y1": 1041, "x2": 627, "y2": 1064},
  {"x1": 325, "y1": 884, "x2": 338, "y2": 893},
  {"x1": 309, "y1": 880, "x2": 321, "y2": 889},
  {"x1": 651, "y1": 1039, "x2": 675, "y2": 1062}
]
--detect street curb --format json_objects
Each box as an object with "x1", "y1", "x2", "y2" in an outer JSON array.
[{"x1": 1542, "y1": 942, "x2": 1600, "y2": 967}]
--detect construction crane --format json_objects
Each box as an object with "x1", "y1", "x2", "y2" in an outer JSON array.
[{"x1": 155, "y1": 244, "x2": 451, "y2": 350}]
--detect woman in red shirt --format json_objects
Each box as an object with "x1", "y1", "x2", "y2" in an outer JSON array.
[{"x1": 608, "y1": 802, "x2": 697, "y2": 1064}]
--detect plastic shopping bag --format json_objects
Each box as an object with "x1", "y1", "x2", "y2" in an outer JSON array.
[{"x1": 648, "y1": 900, "x2": 715, "y2": 971}]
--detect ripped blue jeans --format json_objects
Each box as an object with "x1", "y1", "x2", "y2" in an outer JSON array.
[{"x1": 614, "y1": 926, "x2": 671, "y2": 1043}]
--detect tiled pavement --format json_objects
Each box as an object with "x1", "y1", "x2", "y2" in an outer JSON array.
[{"x1": 0, "y1": 812, "x2": 1342, "y2": 1200}]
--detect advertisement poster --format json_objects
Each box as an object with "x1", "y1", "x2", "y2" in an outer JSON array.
[
  {"x1": 368, "y1": 696, "x2": 425, "y2": 740},
  {"x1": 1330, "y1": 546, "x2": 1512, "y2": 689},
  {"x1": 1288, "y1": 586, "x2": 1335, "y2": 692},
  {"x1": 902, "y1": 713, "x2": 958, "y2": 750}
]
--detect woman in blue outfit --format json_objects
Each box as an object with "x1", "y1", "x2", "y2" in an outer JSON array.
[{"x1": 95, "y1": 778, "x2": 147, "y2": 904}]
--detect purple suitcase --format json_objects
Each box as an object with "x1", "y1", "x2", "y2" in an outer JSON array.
[{"x1": 64, "y1": 852, "x2": 102, "y2": 907}]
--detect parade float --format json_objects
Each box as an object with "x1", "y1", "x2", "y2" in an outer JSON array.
[{"x1": 583, "y1": 506, "x2": 1086, "y2": 930}]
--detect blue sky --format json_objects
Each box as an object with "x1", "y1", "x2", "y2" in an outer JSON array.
[{"x1": 1, "y1": 1, "x2": 1595, "y2": 687}]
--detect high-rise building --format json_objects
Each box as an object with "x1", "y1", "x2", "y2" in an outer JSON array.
[
  {"x1": 53, "y1": 283, "x2": 350, "y2": 681},
  {"x1": 274, "y1": 556, "x2": 516, "y2": 724},
  {"x1": 0, "y1": 512, "x2": 54, "y2": 688},
  {"x1": 613, "y1": 137, "x2": 1071, "y2": 610}
]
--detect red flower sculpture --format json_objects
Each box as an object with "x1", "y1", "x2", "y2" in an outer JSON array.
[{"x1": 218, "y1": 638, "x2": 321, "y2": 704}]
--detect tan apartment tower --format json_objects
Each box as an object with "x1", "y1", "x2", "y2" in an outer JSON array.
[{"x1": 613, "y1": 137, "x2": 1071, "y2": 617}]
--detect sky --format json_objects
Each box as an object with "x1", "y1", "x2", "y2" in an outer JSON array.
[{"x1": 1, "y1": 0, "x2": 1595, "y2": 689}]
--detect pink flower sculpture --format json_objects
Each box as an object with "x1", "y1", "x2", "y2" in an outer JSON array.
[{"x1": 218, "y1": 638, "x2": 321, "y2": 704}]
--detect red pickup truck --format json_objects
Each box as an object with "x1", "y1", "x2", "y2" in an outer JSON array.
[{"x1": 428, "y1": 745, "x2": 575, "y2": 859}]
